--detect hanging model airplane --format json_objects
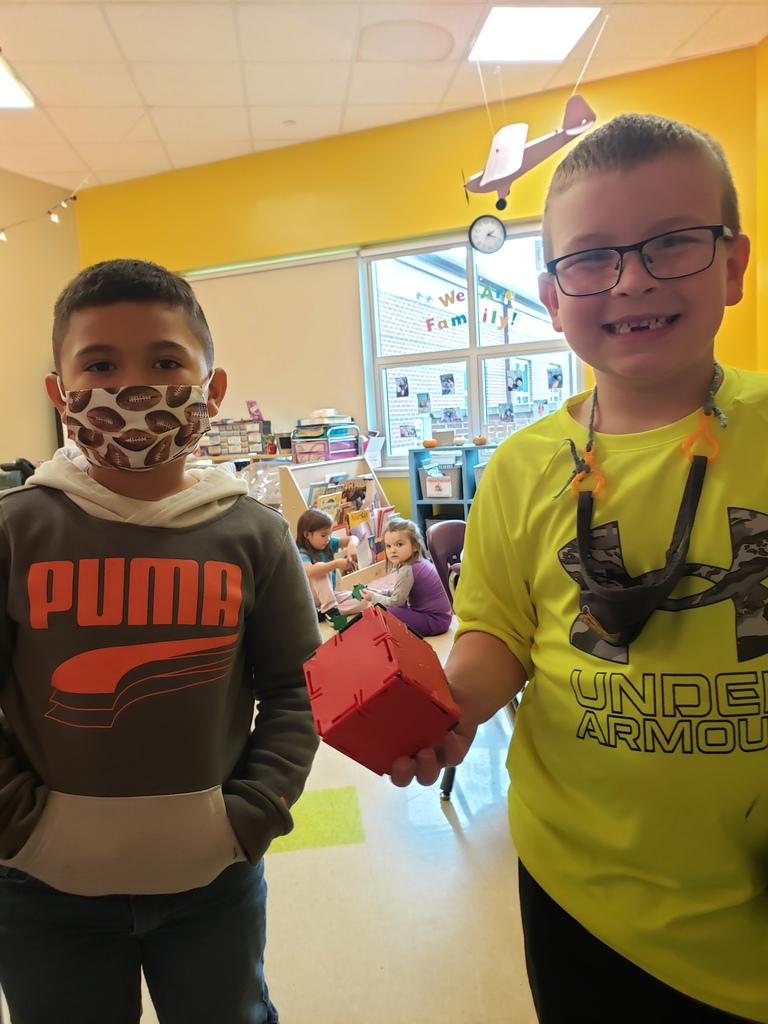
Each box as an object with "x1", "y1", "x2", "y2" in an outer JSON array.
[{"x1": 465, "y1": 94, "x2": 597, "y2": 210}]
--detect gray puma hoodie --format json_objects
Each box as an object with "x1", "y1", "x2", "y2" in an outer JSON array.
[{"x1": 0, "y1": 449, "x2": 321, "y2": 896}]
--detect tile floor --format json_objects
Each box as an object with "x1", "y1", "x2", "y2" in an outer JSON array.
[
  {"x1": 3, "y1": 621, "x2": 538, "y2": 1024},
  {"x1": 266, "y1": 621, "x2": 536, "y2": 1024}
]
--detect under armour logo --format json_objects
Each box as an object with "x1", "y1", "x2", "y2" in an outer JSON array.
[{"x1": 559, "y1": 507, "x2": 768, "y2": 664}]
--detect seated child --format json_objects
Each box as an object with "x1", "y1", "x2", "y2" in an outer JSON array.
[
  {"x1": 296, "y1": 508, "x2": 365, "y2": 621},
  {"x1": 361, "y1": 517, "x2": 453, "y2": 636}
]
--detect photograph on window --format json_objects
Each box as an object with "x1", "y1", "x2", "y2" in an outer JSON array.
[{"x1": 366, "y1": 233, "x2": 580, "y2": 460}]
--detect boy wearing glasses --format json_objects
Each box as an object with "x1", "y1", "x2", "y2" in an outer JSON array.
[{"x1": 392, "y1": 114, "x2": 766, "y2": 1023}]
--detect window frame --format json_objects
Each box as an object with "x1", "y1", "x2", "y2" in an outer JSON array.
[{"x1": 361, "y1": 222, "x2": 584, "y2": 469}]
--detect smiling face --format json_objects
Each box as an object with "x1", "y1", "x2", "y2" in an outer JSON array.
[
  {"x1": 538, "y1": 152, "x2": 749, "y2": 395},
  {"x1": 385, "y1": 530, "x2": 418, "y2": 565}
]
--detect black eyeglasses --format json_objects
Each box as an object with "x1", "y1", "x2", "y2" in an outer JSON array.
[{"x1": 545, "y1": 225, "x2": 733, "y2": 297}]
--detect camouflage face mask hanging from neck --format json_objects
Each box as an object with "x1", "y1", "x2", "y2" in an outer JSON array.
[{"x1": 562, "y1": 362, "x2": 725, "y2": 648}]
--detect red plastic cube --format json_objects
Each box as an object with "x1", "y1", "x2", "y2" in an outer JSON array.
[{"x1": 303, "y1": 605, "x2": 461, "y2": 775}]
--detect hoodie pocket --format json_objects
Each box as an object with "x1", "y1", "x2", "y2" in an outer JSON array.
[{"x1": 0, "y1": 787, "x2": 246, "y2": 896}]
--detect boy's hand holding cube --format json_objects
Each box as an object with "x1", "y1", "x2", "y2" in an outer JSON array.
[{"x1": 303, "y1": 606, "x2": 460, "y2": 776}]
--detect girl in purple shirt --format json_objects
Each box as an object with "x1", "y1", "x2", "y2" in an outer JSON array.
[{"x1": 361, "y1": 518, "x2": 452, "y2": 636}]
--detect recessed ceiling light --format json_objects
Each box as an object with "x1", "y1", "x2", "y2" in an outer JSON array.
[
  {"x1": 469, "y1": 6, "x2": 600, "y2": 62},
  {"x1": 0, "y1": 56, "x2": 34, "y2": 108}
]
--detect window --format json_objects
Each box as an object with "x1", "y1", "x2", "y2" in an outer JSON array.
[{"x1": 363, "y1": 227, "x2": 581, "y2": 461}]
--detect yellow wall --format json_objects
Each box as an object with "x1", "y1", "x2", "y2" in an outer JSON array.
[
  {"x1": 756, "y1": 36, "x2": 768, "y2": 373},
  {"x1": 0, "y1": 170, "x2": 81, "y2": 463},
  {"x1": 77, "y1": 48, "x2": 760, "y2": 373}
]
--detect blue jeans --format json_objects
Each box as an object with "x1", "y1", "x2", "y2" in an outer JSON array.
[{"x1": 0, "y1": 860, "x2": 278, "y2": 1024}]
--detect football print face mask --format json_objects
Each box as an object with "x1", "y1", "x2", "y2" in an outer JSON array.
[{"x1": 58, "y1": 379, "x2": 212, "y2": 471}]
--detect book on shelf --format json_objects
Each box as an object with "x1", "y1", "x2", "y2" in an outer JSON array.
[
  {"x1": 339, "y1": 476, "x2": 376, "y2": 511},
  {"x1": 315, "y1": 490, "x2": 344, "y2": 522},
  {"x1": 424, "y1": 453, "x2": 459, "y2": 468},
  {"x1": 296, "y1": 415, "x2": 352, "y2": 426},
  {"x1": 374, "y1": 505, "x2": 396, "y2": 537},
  {"x1": 371, "y1": 505, "x2": 397, "y2": 561},
  {"x1": 306, "y1": 481, "x2": 329, "y2": 506},
  {"x1": 347, "y1": 507, "x2": 375, "y2": 570},
  {"x1": 306, "y1": 472, "x2": 351, "y2": 507}
]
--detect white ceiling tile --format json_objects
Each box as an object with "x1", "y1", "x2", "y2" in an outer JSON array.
[
  {"x1": 545, "y1": 54, "x2": 671, "y2": 90},
  {"x1": 13, "y1": 62, "x2": 144, "y2": 106},
  {"x1": 244, "y1": 62, "x2": 350, "y2": 105},
  {"x1": 104, "y1": 3, "x2": 240, "y2": 61},
  {"x1": 132, "y1": 63, "x2": 246, "y2": 106},
  {"x1": 248, "y1": 105, "x2": 343, "y2": 139},
  {"x1": 46, "y1": 107, "x2": 159, "y2": 144},
  {"x1": 150, "y1": 107, "x2": 251, "y2": 141},
  {"x1": 675, "y1": 5, "x2": 768, "y2": 55},
  {"x1": 72, "y1": 141, "x2": 173, "y2": 173},
  {"x1": 575, "y1": 5, "x2": 721, "y2": 60},
  {"x1": 0, "y1": 5, "x2": 121, "y2": 61},
  {"x1": 87, "y1": 168, "x2": 149, "y2": 185},
  {"x1": 237, "y1": 4, "x2": 359, "y2": 61},
  {"x1": 0, "y1": 0, "x2": 765, "y2": 187},
  {"x1": 0, "y1": 142, "x2": 89, "y2": 176},
  {"x1": 27, "y1": 173, "x2": 93, "y2": 191},
  {"x1": 359, "y1": 4, "x2": 487, "y2": 60},
  {"x1": 165, "y1": 140, "x2": 254, "y2": 169},
  {"x1": 342, "y1": 102, "x2": 436, "y2": 132},
  {"x1": 0, "y1": 107, "x2": 65, "y2": 144},
  {"x1": 348, "y1": 60, "x2": 456, "y2": 104},
  {"x1": 442, "y1": 61, "x2": 557, "y2": 106},
  {"x1": 250, "y1": 137, "x2": 305, "y2": 153}
]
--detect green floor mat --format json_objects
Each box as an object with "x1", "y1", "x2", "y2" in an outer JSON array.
[{"x1": 269, "y1": 786, "x2": 365, "y2": 853}]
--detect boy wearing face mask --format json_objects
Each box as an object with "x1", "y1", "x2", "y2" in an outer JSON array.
[{"x1": 0, "y1": 259, "x2": 321, "y2": 1024}]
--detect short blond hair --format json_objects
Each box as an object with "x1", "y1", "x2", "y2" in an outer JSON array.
[{"x1": 541, "y1": 113, "x2": 740, "y2": 262}]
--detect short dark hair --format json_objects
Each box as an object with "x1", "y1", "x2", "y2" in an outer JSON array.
[
  {"x1": 542, "y1": 113, "x2": 741, "y2": 262},
  {"x1": 52, "y1": 258, "x2": 214, "y2": 373}
]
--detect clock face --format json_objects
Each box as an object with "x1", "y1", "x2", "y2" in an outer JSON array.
[{"x1": 469, "y1": 214, "x2": 506, "y2": 254}]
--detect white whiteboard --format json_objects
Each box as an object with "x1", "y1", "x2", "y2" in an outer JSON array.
[{"x1": 188, "y1": 254, "x2": 367, "y2": 436}]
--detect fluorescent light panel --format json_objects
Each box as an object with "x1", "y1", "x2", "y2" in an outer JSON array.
[
  {"x1": 0, "y1": 57, "x2": 34, "y2": 108},
  {"x1": 469, "y1": 7, "x2": 601, "y2": 62}
]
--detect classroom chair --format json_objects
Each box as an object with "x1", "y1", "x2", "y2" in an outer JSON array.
[{"x1": 426, "y1": 520, "x2": 465, "y2": 800}]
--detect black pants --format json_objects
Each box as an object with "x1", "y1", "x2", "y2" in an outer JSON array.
[{"x1": 518, "y1": 861, "x2": 759, "y2": 1024}]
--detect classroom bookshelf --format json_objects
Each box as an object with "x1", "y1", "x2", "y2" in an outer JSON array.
[
  {"x1": 408, "y1": 444, "x2": 497, "y2": 537},
  {"x1": 280, "y1": 456, "x2": 391, "y2": 588}
]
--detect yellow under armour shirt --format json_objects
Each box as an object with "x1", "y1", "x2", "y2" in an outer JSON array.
[{"x1": 456, "y1": 365, "x2": 768, "y2": 1022}]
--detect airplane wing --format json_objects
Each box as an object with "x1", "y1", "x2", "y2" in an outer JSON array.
[{"x1": 479, "y1": 122, "x2": 528, "y2": 187}]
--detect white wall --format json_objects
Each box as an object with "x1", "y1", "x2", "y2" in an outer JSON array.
[
  {"x1": 0, "y1": 169, "x2": 81, "y2": 464},
  {"x1": 189, "y1": 255, "x2": 368, "y2": 435}
]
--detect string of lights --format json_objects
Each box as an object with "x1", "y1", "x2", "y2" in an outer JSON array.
[{"x1": 0, "y1": 194, "x2": 77, "y2": 242}]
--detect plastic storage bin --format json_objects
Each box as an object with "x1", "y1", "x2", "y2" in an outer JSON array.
[{"x1": 418, "y1": 465, "x2": 463, "y2": 499}]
